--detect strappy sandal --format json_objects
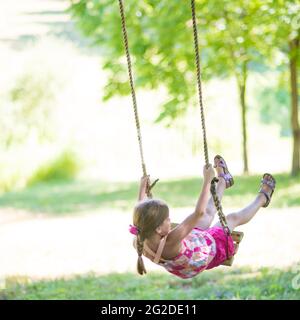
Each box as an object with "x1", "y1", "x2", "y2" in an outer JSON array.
[
  {"x1": 214, "y1": 155, "x2": 234, "y2": 189},
  {"x1": 259, "y1": 173, "x2": 276, "y2": 208}
]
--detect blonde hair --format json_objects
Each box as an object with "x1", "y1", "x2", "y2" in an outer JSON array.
[{"x1": 133, "y1": 198, "x2": 169, "y2": 275}]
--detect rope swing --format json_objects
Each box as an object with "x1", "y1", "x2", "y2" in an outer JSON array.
[{"x1": 118, "y1": 0, "x2": 244, "y2": 265}]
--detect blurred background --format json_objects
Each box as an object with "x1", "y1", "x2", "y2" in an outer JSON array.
[{"x1": 0, "y1": 0, "x2": 299, "y2": 299}]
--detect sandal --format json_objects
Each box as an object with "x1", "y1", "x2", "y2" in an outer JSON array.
[
  {"x1": 259, "y1": 173, "x2": 276, "y2": 208},
  {"x1": 214, "y1": 155, "x2": 234, "y2": 189}
]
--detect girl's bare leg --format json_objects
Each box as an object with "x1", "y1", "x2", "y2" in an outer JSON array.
[
  {"x1": 214, "y1": 175, "x2": 274, "y2": 232},
  {"x1": 215, "y1": 194, "x2": 265, "y2": 232},
  {"x1": 196, "y1": 178, "x2": 226, "y2": 229}
]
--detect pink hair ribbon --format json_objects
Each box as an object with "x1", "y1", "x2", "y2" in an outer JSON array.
[{"x1": 129, "y1": 224, "x2": 139, "y2": 235}]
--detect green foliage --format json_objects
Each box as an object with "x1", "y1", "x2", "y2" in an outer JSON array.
[
  {"x1": 0, "y1": 173, "x2": 298, "y2": 214},
  {"x1": 2, "y1": 265, "x2": 299, "y2": 299},
  {"x1": 27, "y1": 151, "x2": 81, "y2": 186},
  {"x1": 257, "y1": 80, "x2": 291, "y2": 136},
  {"x1": 68, "y1": 0, "x2": 297, "y2": 123},
  {"x1": 260, "y1": 0, "x2": 300, "y2": 58},
  {"x1": 0, "y1": 69, "x2": 59, "y2": 148},
  {"x1": 69, "y1": 0, "x2": 194, "y2": 123}
]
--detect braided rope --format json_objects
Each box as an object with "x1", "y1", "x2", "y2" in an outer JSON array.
[
  {"x1": 118, "y1": 0, "x2": 153, "y2": 198},
  {"x1": 190, "y1": 0, "x2": 209, "y2": 166},
  {"x1": 210, "y1": 178, "x2": 231, "y2": 235},
  {"x1": 190, "y1": 0, "x2": 231, "y2": 242}
]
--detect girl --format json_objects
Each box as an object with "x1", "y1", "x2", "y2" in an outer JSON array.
[{"x1": 129, "y1": 155, "x2": 276, "y2": 279}]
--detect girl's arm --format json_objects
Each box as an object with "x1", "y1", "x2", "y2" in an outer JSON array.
[
  {"x1": 138, "y1": 175, "x2": 150, "y2": 201},
  {"x1": 168, "y1": 164, "x2": 215, "y2": 244},
  {"x1": 194, "y1": 179, "x2": 211, "y2": 217}
]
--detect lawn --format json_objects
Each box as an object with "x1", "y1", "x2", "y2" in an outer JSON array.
[
  {"x1": 2, "y1": 266, "x2": 299, "y2": 300},
  {"x1": 0, "y1": 173, "x2": 298, "y2": 215},
  {"x1": 0, "y1": 172, "x2": 299, "y2": 300}
]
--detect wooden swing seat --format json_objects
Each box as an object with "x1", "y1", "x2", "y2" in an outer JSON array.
[{"x1": 221, "y1": 231, "x2": 244, "y2": 266}]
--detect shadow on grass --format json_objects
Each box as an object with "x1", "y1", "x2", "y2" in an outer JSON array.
[
  {"x1": 1, "y1": 265, "x2": 298, "y2": 300},
  {"x1": 0, "y1": 173, "x2": 298, "y2": 215}
]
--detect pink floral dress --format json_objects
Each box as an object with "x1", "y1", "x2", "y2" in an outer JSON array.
[{"x1": 143, "y1": 226, "x2": 235, "y2": 279}]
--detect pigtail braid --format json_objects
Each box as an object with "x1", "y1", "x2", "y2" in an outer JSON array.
[{"x1": 136, "y1": 235, "x2": 147, "y2": 275}]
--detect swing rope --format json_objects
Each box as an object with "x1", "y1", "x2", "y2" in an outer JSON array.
[
  {"x1": 190, "y1": 0, "x2": 209, "y2": 167},
  {"x1": 118, "y1": 0, "x2": 158, "y2": 198},
  {"x1": 190, "y1": 0, "x2": 231, "y2": 245},
  {"x1": 118, "y1": 0, "x2": 232, "y2": 259}
]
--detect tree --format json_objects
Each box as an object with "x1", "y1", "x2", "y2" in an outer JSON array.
[
  {"x1": 69, "y1": 0, "x2": 194, "y2": 120},
  {"x1": 255, "y1": 0, "x2": 300, "y2": 175},
  {"x1": 192, "y1": 1, "x2": 269, "y2": 173},
  {"x1": 260, "y1": 0, "x2": 300, "y2": 176},
  {"x1": 69, "y1": 0, "x2": 290, "y2": 174}
]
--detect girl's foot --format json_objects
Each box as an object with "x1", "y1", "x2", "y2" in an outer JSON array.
[
  {"x1": 214, "y1": 155, "x2": 234, "y2": 189},
  {"x1": 258, "y1": 173, "x2": 276, "y2": 208}
]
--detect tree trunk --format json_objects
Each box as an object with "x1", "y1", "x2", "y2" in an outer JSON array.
[
  {"x1": 240, "y1": 83, "x2": 249, "y2": 174},
  {"x1": 238, "y1": 62, "x2": 249, "y2": 174},
  {"x1": 289, "y1": 38, "x2": 300, "y2": 176}
]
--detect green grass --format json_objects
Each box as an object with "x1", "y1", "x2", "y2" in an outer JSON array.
[
  {"x1": 2, "y1": 266, "x2": 299, "y2": 300},
  {"x1": 0, "y1": 173, "x2": 298, "y2": 215},
  {"x1": 27, "y1": 150, "x2": 80, "y2": 186},
  {"x1": 0, "y1": 174, "x2": 299, "y2": 300}
]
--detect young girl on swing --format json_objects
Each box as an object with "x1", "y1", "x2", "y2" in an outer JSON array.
[{"x1": 129, "y1": 155, "x2": 276, "y2": 279}]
